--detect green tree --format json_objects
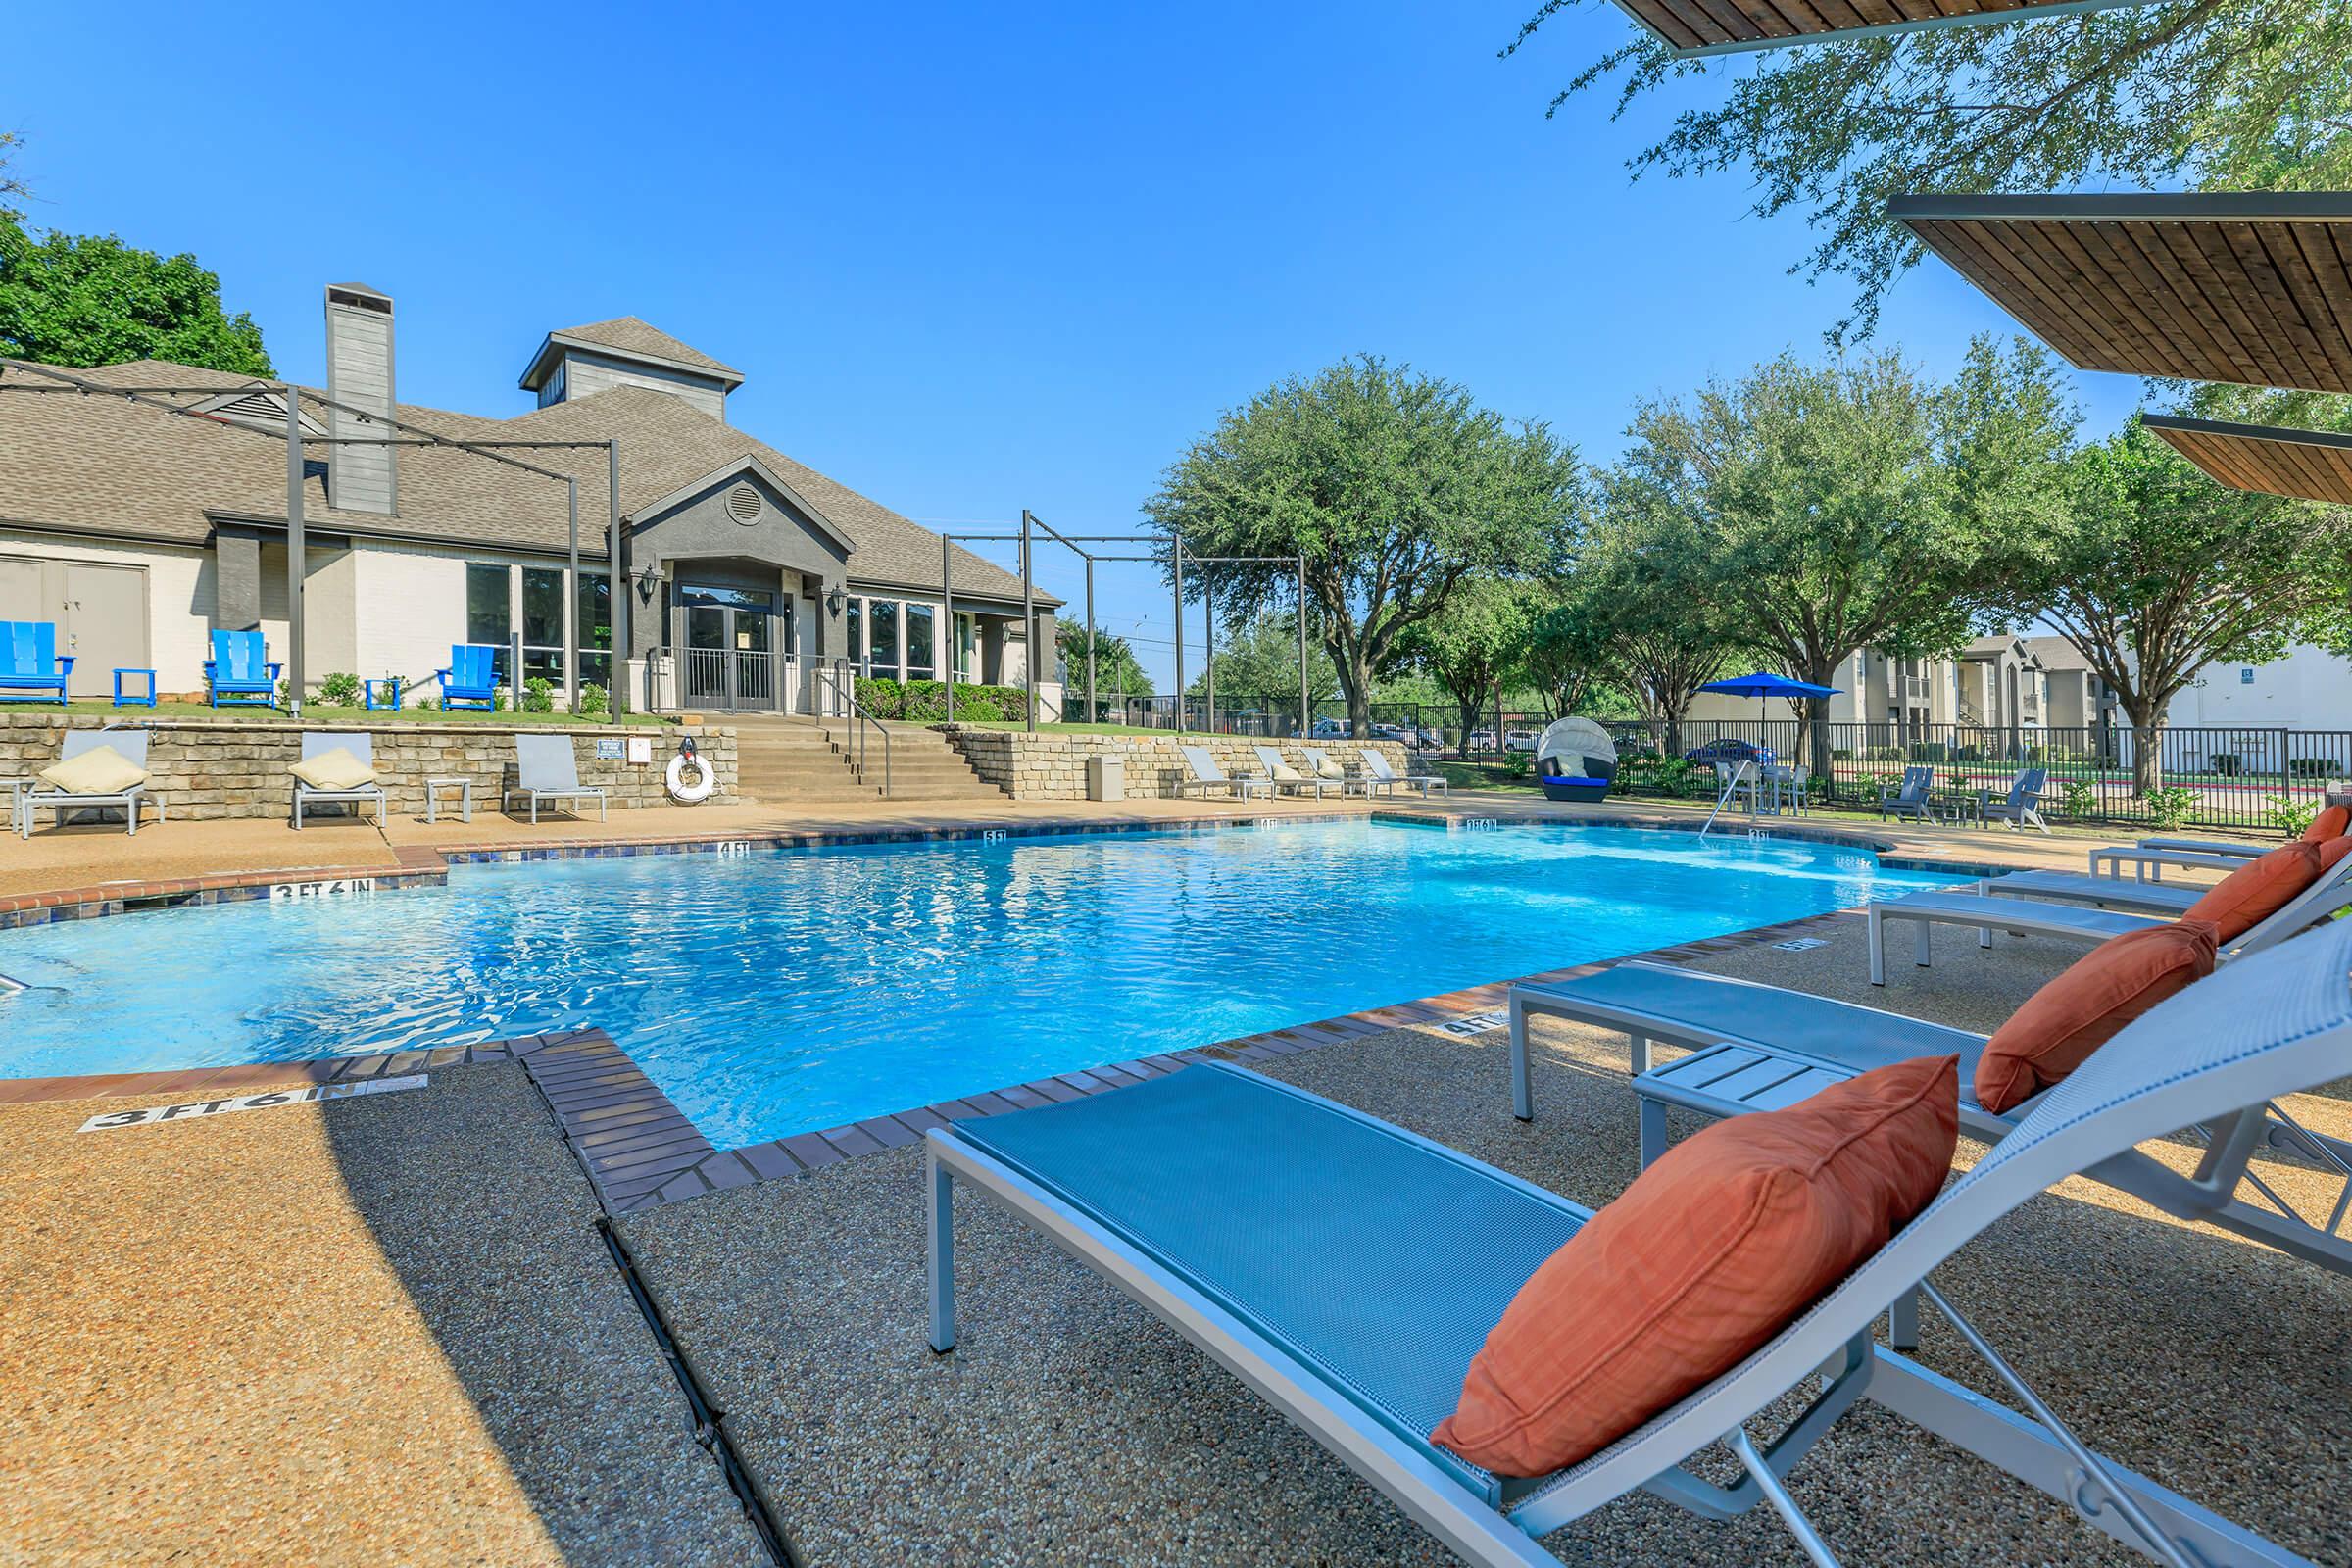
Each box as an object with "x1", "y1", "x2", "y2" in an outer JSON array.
[
  {"x1": 1513, "y1": 4, "x2": 2352, "y2": 338},
  {"x1": 0, "y1": 132, "x2": 26, "y2": 224},
  {"x1": 0, "y1": 220, "x2": 272, "y2": 373},
  {"x1": 1617, "y1": 338, "x2": 2075, "y2": 765},
  {"x1": 2025, "y1": 389, "x2": 2352, "y2": 796},
  {"x1": 1569, "y1": 494, "x2": 1739, "y2": 756},
  {"x1": 1515, "y1": 594, "x2": 1617, "y2": 720},
  {"x1": 1146, "y1": 354, "x2": 1585, "y2": 734},
  {"x1": 1189, "y1": 611, "x2": 1342, "y2": 711},
  {"x1": 1399, "y1": 577, "x2": 1536, "y2": 757},
  {"x1": 1055, "y1": 623, "x2": 1153, "y2": 717}
]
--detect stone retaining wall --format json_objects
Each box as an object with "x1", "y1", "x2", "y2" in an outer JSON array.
[
  {"x1": 0, "y1": 714, "x2": 736, "y2": 821},
  {"x1": 937, "y1": 727, "x2": 1413, "y2": 801}
]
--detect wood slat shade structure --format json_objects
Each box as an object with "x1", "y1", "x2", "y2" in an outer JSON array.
[
  {"x1": 2140, "y1": 414, "x2": 2352, "y2": 507},
  {"x1": 1891, "y1": 192, "x2": 2352, "y2": 395},
  {"x1": 1609, "y1": 0, "x2": 2160, "y2": 58}
]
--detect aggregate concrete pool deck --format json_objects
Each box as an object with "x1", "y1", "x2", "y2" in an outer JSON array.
[
  {"x1": 616, "y1": 915, "x2": 2352, "y2": 1568},
  {"x1": 0, "y1": 1064, "x2": 763, "y2": 1566}
]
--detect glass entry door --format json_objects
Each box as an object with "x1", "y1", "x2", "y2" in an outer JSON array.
[{"x1": 678, "y1": 583, "x2": 779, "y2": 709}]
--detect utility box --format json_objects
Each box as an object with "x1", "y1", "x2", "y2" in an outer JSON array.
[{"x1": 1088, "y1": 755, "x2": 1124, "y2": 802}]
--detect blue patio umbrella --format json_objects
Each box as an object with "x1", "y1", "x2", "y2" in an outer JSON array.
[{"x1": 1697, "y1": 671, "x2": 1840, "y2": 757}]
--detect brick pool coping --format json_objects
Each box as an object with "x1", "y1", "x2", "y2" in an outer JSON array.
[{"x1": 0, "y1": 806, "x2": 2011, "y2": 1209}]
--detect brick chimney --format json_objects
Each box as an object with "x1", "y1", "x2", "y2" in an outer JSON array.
[{"x1": 324, "y1": 283, "x2": 396, "y2": 514}]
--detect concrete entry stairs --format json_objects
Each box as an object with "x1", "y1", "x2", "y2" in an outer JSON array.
[{"x1": 728, "y1": 715, "x2": 1008, "y2": 804}]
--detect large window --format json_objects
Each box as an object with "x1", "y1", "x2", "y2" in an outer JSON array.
[
  {"x1": 576, "y1": 574, "x2": 612, "y2": 689},
  {"x1": 905, "y1": 602, "x2": 936, "y2": 680},
  {"x1": 954, "y1": 611, "x2": 978, "y2": 681},
  {"x1": 868, "y1": 598, "x2": 901, "y2": 676},
  {"x1": 465, "y1": 564, "x2": 512, "y2": 685},
  {"x1": 521, "y1": 567, "x2": 566, "y2": 684},
  {"x1": 845, "y1": 600, "x2": 864, "y2": 672}
]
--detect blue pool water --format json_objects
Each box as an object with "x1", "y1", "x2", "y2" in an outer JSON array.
[{"x1": 0, "y1": 821, "x2": 1958, "y2": 1147}]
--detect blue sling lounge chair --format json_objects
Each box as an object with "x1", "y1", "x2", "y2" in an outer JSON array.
[
  {"x1": 438, "y1": 644, "x2": 501, "y2": 710},
  {"x1": 205, "y1": 629, "x2": 281, "y2": 708},
  {"x1": 931, "y1": 930, "x2": 2352, "y2": 1566},
  {"x1": 0, "y1": 621, "x2": 74, "y2": 706}
]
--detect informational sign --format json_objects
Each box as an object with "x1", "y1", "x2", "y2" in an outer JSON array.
[
  {"x1": 626, "y1": 736, "x2": 654, "y2": 765},
  {"x1": 78, "y1": 1074, "x2": 427, "y2": 1132},
  {"x1": 1773, "y1": 936, "x2": 1829, "y2": 953},
  {"x1": 270, "y1": 877, "x2": 377, "y2": 902},
  {"x1": 2241, "y1": 667, "x2": 2257, "y2": 684},
  {"x1": 595, "y1": 738, "x2": 624, "y2": 760}
]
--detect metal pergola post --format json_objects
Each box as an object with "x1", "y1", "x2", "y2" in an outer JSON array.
[
  {"x1": 1084, "y1": 555, "x2": 1096, "y2": 724},
  {"x1": 608, "y1": 441, "x2": 625, "y2": 715},
  {"x1": 1172, "y1": 537, "x2": 1185, "y2": 733},
  {"x1": 1020, "y1": 509, "x2": 1037, "y2": 733},
  {"x1": 1298, "y1": 554, "x2": 1309, "y2": 739},
  {"x1": 943, "y1": 532, "x2": 956, "y2": 721},
  {"x1": 283, "y1": 386, "x2": 305, "y2": 718},
  {"x1": 565, "y1": 476, "x2": 580, "y2": 713},
  {"x1": 1203, "y1": 570, "x2": 1215, "y2": 735}
]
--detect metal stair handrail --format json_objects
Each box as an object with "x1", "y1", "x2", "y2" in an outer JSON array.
[{"x1": 819, "y1": 658, "x2": 893, "y2": 798}]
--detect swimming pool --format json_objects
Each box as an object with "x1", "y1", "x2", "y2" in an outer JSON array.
[{"x1": 0, "y1": 821, "x2": 1959, "y2": 1147}]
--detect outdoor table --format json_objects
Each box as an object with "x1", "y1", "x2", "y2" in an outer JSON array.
[
  {"x1": 112, "y1": 667, "x2": 158, "y2": 708},
  {"x1": 363, "y1": 676, "x2": 403, "y2": 711},
  {"x1": 422, "y1": 776, "x2": 472, "y2": 824},
  {"x1": 4, "y1": 776, "x2": 30, "y2": 833}
]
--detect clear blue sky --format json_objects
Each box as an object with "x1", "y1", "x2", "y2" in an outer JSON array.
[{"x1": 11, "y1": 1, "x2": 2143, "y2": 688}]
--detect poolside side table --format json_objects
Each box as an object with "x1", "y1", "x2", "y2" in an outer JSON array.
[
  {"x1": 364, "y1": 676, "x2": 403, "y2": 711},
  {"x1": 1631, "y1": 1041, "x2": 1925, "y2": 1346},
  {"x1": 112, "y1": 667, "x2": 159, "y2": 708},
  {"x1": 422, "y1": 775, "x2": 473, "y2": 824}
]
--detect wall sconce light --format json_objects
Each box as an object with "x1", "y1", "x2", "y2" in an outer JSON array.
[
  {"x1": 634, "y1": 564, "x2": 662, "y2": 604},
  {"x1": 825, "y1": 586, "x2": 845, "y2": 615}
]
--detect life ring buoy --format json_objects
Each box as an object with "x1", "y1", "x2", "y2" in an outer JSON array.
[{"x1": 666, "y1": 743, "x2": 717, "y2": 805}]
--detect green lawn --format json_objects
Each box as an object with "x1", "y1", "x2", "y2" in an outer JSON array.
[{"x1": 35, "y1": 700, "x2": 671, "y2": 727}]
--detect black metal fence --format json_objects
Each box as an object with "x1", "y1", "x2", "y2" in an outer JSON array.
[
  {"x1": 1059, "y1": 692, "x2": 2347, "y2": 833},
  {"x1": 1599, "y1": 718, "x2": 2352, "y2": 834}
]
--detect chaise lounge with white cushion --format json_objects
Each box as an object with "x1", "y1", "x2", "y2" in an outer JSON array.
[
  {"x1": 1174, "y1": 744, "x2": 1272, "y2": 801},
  {"x1": 289, "y1": 732, "x2": 387, "y2": 829},
  {"x1": 1253, "y1": 745, "x2": 1336, "y2": 799}
]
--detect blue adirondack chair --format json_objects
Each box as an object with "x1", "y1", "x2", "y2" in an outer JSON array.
[
  {"x1": 0, "y1": 622, "x2": 74, "y2": 706},
  {"x1": 438, "y1": 644, "x2": 501, "y2": 710},
  {"x1": 205, "y1": 629, "x2": 282, "y2": 708}
]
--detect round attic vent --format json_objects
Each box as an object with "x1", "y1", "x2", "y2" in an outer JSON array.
[{"x1": 726, "y1": 482, "x2": 763, "y2": 524}]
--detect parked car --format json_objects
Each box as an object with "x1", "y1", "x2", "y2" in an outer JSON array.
[
  {"x1": 1410, "y1": 725, "x2": 1446, "y2": 751},
  {"x1": 1371, "y1": 722, "x2": 1407, "y2": 743},
  {"x1": 1467, "y1": 728, "x2": 1498, "y2": 752},
  {"x1": 1682, "y1": 738, "x2": 1770, "y2": 766},
  {"x1": 1503, "y1": 729, "x2": 1541, "y2": 753},
  {"x1": 1310, "y1": 717, "x2": 1354, "y2": 739}
]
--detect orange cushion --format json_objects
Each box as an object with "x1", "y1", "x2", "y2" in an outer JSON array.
[
  {"x1": 1974, "y1": 920, "x2": 2217, "y2": 1114},
  {"x1": 2182, "y1": 842, "x2": 2334, "y2": 943},
  {"x1": 2301, "y1": 804, "x2": 2350, "y2": 843},
  {"x1": 1430, "y1": 1055, "x2": 1957, "y2": 1477}
]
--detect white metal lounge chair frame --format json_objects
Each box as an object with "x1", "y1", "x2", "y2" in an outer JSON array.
[
  {"x1": 15, "y1": 729, "x2": 163, "y2": 839},
  {"x1": 1863, "y1": 851, "x2": 2352, "y2": 985},
  {"x1": 1360, "y1": 747, "x2": 1443, "y2": 799},
  {"x1": 290, "y1": 732, "x2": 387, "y2": 829},
  {"x1": 1173, "y1": 744, "x2": 1273, "y2": 801},
  {"x1": 1300, "y1": 748, "x2": 1368, "y2": 798},
  {"x1": 933, "y1": 922, "x2": 2352, "y2": 1568},
  {"x1": 1506, "y1": 952, "x2": 2352, "y2": 1280},
  {"x1": 501, "y1": 733, "x2": 608, "y2": 823},
  {"x1": 1252, "y1": 745, "x2": 1336, "y2": 799}
]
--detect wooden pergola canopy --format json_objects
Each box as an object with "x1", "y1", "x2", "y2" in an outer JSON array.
[
  {"x1": 1890, "y1": 192, "x2": 2352, "y2": 395},
  {"x1": 1611, "y1": 0, "x2": 2160, "y2": 58},
  {"x1": 2140, "y1": 413, "x2": 2352, "y2": 507}
]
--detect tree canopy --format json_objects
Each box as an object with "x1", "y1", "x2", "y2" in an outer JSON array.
[
  {"x1": 1055, "y1": 623, "x2": 1153, "y2": 710},
  {"x1": 1399, "y1": 576, "x2": 1537, "y2": 754},
  {"x1": 1145, "y1": 354, "x2": 1585, "y2": 732},
  {"x1": 1514, "y1": 3, "x2": 2352, "y2": 338},
  {"x1": 2021, "y1": 384, "x2": 2352, "y2": 792},
  {"x1": 1611, "y1": 337, "x2": 2077, "y2": 761},
  {"x1": 0, "y1": 219, "x2": 272, "y2": 374},
  {"x1": 1190, "y1": 611, "x2": 1342, "y2": 709},
  {"x1": 0, "y1": 132, "x2": 26, "y2": 224}
]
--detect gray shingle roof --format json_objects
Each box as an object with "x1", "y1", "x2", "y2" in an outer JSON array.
[
  {"x1": 542, "y1": 318, "x2": 742, "y2": 381},
  {"x1": 2020, "y1": 635, "x2": 2093, "y2": 673},
  {"x1": 0, "y1": 356, "x2": 1050, "y2": 607}
]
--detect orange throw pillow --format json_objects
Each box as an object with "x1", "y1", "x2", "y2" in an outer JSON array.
[
  {"x1": 1973, "y1": 920, "x2": 2218, "y2": 1114},
  {"x1": 2301, "y1": 804, "x2": 2350, "y2": 843},
  {"x1": 1431, "y1": 1055, "x2": 1958, "y2": 1478},
  {"x1": 2181, "y1": 842, "x2": 2337, "y2": 943}
]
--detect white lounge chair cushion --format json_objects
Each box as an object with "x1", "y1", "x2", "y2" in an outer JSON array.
[
  {"x1": 290, "y1": 747, "x2": 376, "y2": 792},
  {"x1": 1268, "y1": 760, "x2": 1306, "y2": 783},
  {"x1": 38, "y1": 745, "x2": 147, "y2": 795},
  {"x1": 1310, "y1": 753, "x2": 1346, "y2": 781}
]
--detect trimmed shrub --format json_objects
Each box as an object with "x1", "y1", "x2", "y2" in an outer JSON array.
[
  {"x1": 317, "y1": 671, "x2": 362, "y2": 707},
  {"x1": 855, "y1": 676, "x2": 1032, "y2": 723},
  {"x1": 578, "y1": 682, "x2": 610, "y2": 716}
]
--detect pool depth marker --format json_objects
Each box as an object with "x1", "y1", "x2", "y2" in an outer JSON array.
[{"x1": 78, "y1": 1075, "x2": 426, "y2": 1132}]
